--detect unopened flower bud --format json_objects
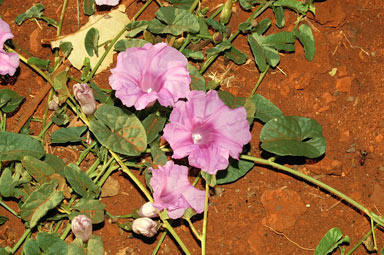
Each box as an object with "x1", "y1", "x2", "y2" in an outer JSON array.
[
  {"x1": 212, "y1": 32, "x2": 223, "y2": 44},
  {"x1": 132, "y1": 217, "x2": 158, "y2": 238},
  {"x1": 219, "y1": 0, "x2": 232, "y2": 25},
  {"x1": 71, "y1": 215, "x2": 92, "y2": 242},
  {"x1": 73, "y1": 83, "x2": 97, "y2": 115},
  {"x1": 48, "y1": 95, "x2": 59, "y2": 111},
  {"x1": 139, "y1": 202, "x2": 158, "y2": 218}
]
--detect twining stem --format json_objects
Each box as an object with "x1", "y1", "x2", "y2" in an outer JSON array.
[
  {"x1": 10, "y1": 228, "x2": 32, "y2": 254},
  {"x1": 152, "y1": 231, "x2": 167, "y2": 255},
  {"x1": 346, "y1": 224, "x2": 378, "y2": 255},
  {"x1": 162, "y1": 220, "x2": 191, "y2": 255},
  {"x1": 199, "y1": 1, "x2": 273, "y2": 74},
  {"x1": 251, "y1": 65, "x2": 269, "y2": 95},
  {"x1": 240, "y1": 155, "x2": 384, "y2": 227},
  {"x1": 186, "y1": 218, "x2": 202, "y2": 241},
  {"x1": 0, "y1": 198, "x2": 19, "y2": 218},
  {"x1": 58, "y1": 0, "x2": 69, "y2": 37},
  {"x1": 201, "y1": 182, "x2": 209, "y2": 255},
  {"x1": 84, "y1": 0, "x2": 154, "y2": 83},
  {"x1": 189, "y1": 0, "x2": 200, "y2": 12}
]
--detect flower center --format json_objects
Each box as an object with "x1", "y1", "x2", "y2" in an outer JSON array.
[
  {"x1": 191, "y1": 123, "x2": 216, "y2": 145},
  {"x1": 192, "y1": 133, "x2": 202, "y2": 144},
  {"x1": 147, "y1": 88, "x2": 152, "y2": 93}
]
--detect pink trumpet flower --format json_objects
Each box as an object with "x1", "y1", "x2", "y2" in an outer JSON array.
[
  {"x1": 0, "y1": 19, "x2": 19, "y2": 76},
  {"x1": 95, "y1": 0, "x2": 120, "y2": 6}
]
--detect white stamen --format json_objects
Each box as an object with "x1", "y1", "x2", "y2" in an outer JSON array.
[
  {"x1": 147, "y1": 88, "x2": 152, "y2": 93},
  {"x1": 192, "y1": 133, "x2": 202, "y2": 144}
]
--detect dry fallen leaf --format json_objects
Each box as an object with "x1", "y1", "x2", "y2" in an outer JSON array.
[
  {"x1": 101, "y1": 176, "x2": 120, "y2": 197},
  {"x1": 51, "y1": 5, "x2": 129, "y2": 74}
]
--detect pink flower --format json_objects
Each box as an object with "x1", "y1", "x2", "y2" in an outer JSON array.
[
  {"x1": 95, "y1": 0, "x2": 120, "y2": 6},
  {"x1": 132, "y1": 217, "x2": 158, "y2": 238},
  {"x1": 163, "y1": 90, "x2": 251, "y2": 174},
  {"x1": 109, "y1": 43, "x2": 190, "y2": 110},
  {"x1": 71, "y1": 215, "x2": 93, "y2": 242},
  {"x1": 73, "y1": 83, "x2": 97, "y2": 115},
  {"x1": 150, "y1": 161, "x2": 205, "y2": 219},
  {"x1": 0, "y1": 19, "x2": 19, "y2": 76}
]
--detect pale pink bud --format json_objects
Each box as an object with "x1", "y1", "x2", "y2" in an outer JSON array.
[
  {"x1": 73, "y1": 83, "x2": 97, "y2": 115},
  {"x1": 48, "y1": 95, "x2": 59, "y2": 111},
  {"x1": 132, "y1": 217, "x2": 158, "y2": 238},
  {"x1": 138, "y1": 202, "x2": 158, "y2": 218},
  {"x1": 71, "y1": 215, "x2": 92, "y2": 242}
]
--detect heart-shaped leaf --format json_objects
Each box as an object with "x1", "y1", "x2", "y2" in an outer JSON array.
[
  {"x1": 250, "y1": 94, "x2": 283, "y2": 123},
  {"x1": 293, "y1": 24, "x2": 315, "y2": 61},
  {"x1": 50, "y1": 126, "x2": 87, "y2": 144},
  {"x1": 315, "y1": 228, "x2": 350, "y2": 255},
  {"x1": 89, "y1": 105, "x2": 147, "y2": 156},
  {"x1": 188, "y1": 64, "x2": 206, "y2": 91},
  {"x1": 216, "y1": 159, "x2": 254, "y2": 184},
  {"x1": 260, "y1": 116, "x2": 326, "y2": 158}
]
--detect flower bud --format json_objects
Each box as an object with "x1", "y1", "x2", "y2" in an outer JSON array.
[
  {"x1": 219, "y1": 0, "x2": 232, "y2": 25},
  {"x1": 73, "y1": 83, "x2": 97, "y2": 115},
  {"x1": 71, "y1": 215, "x2": 92, "y2": 242},
  {"x1": 173, "y1": 37, "x2": 186, "y2": 49},
  {"x1": 138, "y1": 202, "x2": 158, "y2": 218},
  {"x1": 212, "y1": 32, "x2": 223, "y2": 44},
  {"x1": 132, "y1": 217, "x2": 158, "y2": 238},
  {"x1": 48, "y1": 95, "x2": 59, "y2": 111}
]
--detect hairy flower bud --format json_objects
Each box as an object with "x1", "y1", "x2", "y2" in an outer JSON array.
[
  {"x1": 132, "y1": 217, "x2": 158, "y2": 238},
  {"x1": 71, "y1": 215, "x2": 92, "y2": 242},
  {"x1": 212, "y1": 32, "x2": 223, "y2": 44},
  {"x1": 219, "y1": 0, "x2": 232, "y2": 25},
  {"x1": 139, "y1": 202, "x2": 158, "y2": 218},
  {"x1": 73, "y1": 83, "x2": 97, "y2": 115},
  {"x1": 48, "y1": 95, "x2": 59, "y2": 111}
]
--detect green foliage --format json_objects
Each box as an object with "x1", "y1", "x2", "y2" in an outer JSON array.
[
  {"x1": 89, "y1": 105, "x2": 147, "y2": 156},
  {"x1": 148, "y1": 7, "x2": 200, "y2": 36},
  {"x1": 188, "y1": 64, "x2": 206, "y2": 91},
  {"x1": 64, "y1": 163, "x2": 99, "y2": 199},
  {"x1": 15, "y1": 3, "x2": 44, "y2": 25},
  {"x1": 150, "y1": 141, "x2": 168, "y2": 166},
  {"x1": 60, "y1": 42, "x2": 73, "y2": 58},
  {"x1": 89, "y1": 82, "x2": 109, "y2": 104},
  {"x1": 87, "y1": 235, "x2": 104, "y2": 255},
  {"x1": 250, "y1": 94, "x2": 283, "y2": 123},
  {"x1": 20, "y1": 181, "x2": 64, "y2": 228},
  {"x1": 239, "y1": 18, "x2": 271, "y2": 35},
  {"x1": 315, "y1": 228, "x2": 350, "y2": 255},
  {"x1": 182, "y1": 48, "x2": 204, "y2": 61},
  {"x1": 293, "y1": 24, "x2": 315, "y2": 61},
  {"x1": 273, "y1": 6, "x2": 285, "y2": 28},
  {"x1": 21, "y1": 156, "x2": 55, "y2": 184},
  {"x1": 126, "y1": 21, "x2": 150, "y2": 37},
  {"x1": 218, "y1": 90, "x2": 246, "y2": 109},
  {"x1": 260, "y1": 116, "x2": 326, "y2": 158},
  {"x1": 23, "y1": 232, "x2": 68, "y2": 255},
  {"x1": 50, "y1": 126, "x2": 87, "y2": 144},
  {"x1": 83, "y1": 0, "x2": 95, "y2": 16},
  {"x1": 248, "y1": 31, "x2": 295, "y2": 72},
  {"x1": 142, "y1": 113, "x2": 166, "y2": 144},
  {"x1": 73, "y1": 199, "x2": 105, "y2": 224},
  {"x1": 0, "y1": 215, "x2": 7, "y2": 225},
  {"x1": 167, "y1": 0, "x2": 195, "y2": 9},
  {"x1": 206, "y1": 40, "x2": 232, "y2": 59},
  {"x1": 273, "y1": 0, "x2": 308, "y2": 14},
  {"x1": 216, "y1": 159, "x2": 254, "y2": 184},
  {"x1": 201, "y1": 172, "x2": 216, "y2": 187},
  {"x1": 205, "y1": 18, "x2": 226, "y2": 33},
  {"x1": 239, "y1": 0, "x2": 253, "y2": 11},
  {"x1": 114, "y1": 39, "x2": 148, "y2": 52},
  {"x1": 0, "y1": 131, "x2": 45, "y2": 162},
  {"x1": 53, "y1": 70, "x2": 70, "y2": 105},
  {"x1": 0, "y1": 168, "x2": 18, "y2": 197},
  {"x1": 220, "y1": 0, "x2": 232, "y2": 25},
  {"x1": 51, "y1": 112, "x2": 69, "y2": 126},
  {"x1": 84, "y1": 28, "x2": 100, "y2": 57},
  {"x1": 224, "y1": 46, "x2": 247, "y2": 65},
  {"x1": 0, "y1": 89, "x2": 24, "y2": 113},
  {"x1": 27, "y1": 57, "x2": 50, "y2": 70}
]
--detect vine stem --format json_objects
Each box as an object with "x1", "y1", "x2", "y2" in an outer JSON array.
[
  {"x1": 10, "y1": 228, "x2": 31, "y2": 254},
  {"x1": 201, "y1": 181, "x2": 209, "y2": 255},
  {"x1": 240, "y1": 155, "x2": 384, "y2": 226},
  {"x1": 0, "y1": 199, "x2": 19, "y2": 218},
  {"x1": 250, "y1": 65, "x2": 269, "y2": 95},
  {"x1": 152, "y1": 230, "x2": 167, "y2": 255},
  {"x1": 199, "y1": 1, "x2": 273, "y2": 74},
  {"x1": 346, "y1": 224, "x2": 378, "y2": 255},
  {"x1": 186, "y1": 218, "x2": 202, "y2": 241}
]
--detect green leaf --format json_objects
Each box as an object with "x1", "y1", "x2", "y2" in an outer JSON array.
[
  {"x1": 260, "y1": 116, "x2": 326, "y2": 158},
  {"x1": 68, "y1": 238, "x2": 85, "y2": 255},
  {"x1": 44, "y1": 154, "x2": 65, "y2": 176},
  {"x1": 264, "y1": 31, "x2": 295, "y2": 52},
  {"x1": 218, "y1": 90, "x2": 246, "y2": 109},
  {"x1": 84, "y1": 28, "x2": 99, "y2": 57},
  {"x1": 148, "y1": 7, "x2": 199, "y2": 36},
  {"x1": 64, "y1": 163, "x2": 99, "y2": 199},
  {"x1": 23, "y1": 239, "x2": 41, "y2": 255},
  {"x1": 273, "y1": 0, "x2": 308, "y2": 14},
  {"x1": 126, "y1": 20, "x2": 149, "y2": 37},
  {"x1": 182, "y1": 208, "x2": 197, "y2": 220},
  {"x1": 73, "y1": 199, "x2": 106, "y2": 224},
  {"x1": 182, "y1": 48, "x2": 204, "y2": 61},
  {"x1": 83, "y1": 0, "x2": 95, "y2": 16},
  {"x1": 36, "y1": 232, "x2": 68, "y2": 255},
  {"x1": 225, "y1": 46, "x2": 247, "y2": 65},
  {"x1": 50, "y1": 126, "x2": 87, "y2": 144},
  {"x1": 253, "y1": 18, "x2": 272, "y2": 35},
  {"x1": 15, "y1": 3, "x2": 44, "y2": 25},
  {"x1": 87, "y1": 235, "x2": 104, "y2": 255},
  {"x1": 205, "y1": 18, "x2": 226, "y2": 33},
  {"x1": 89, "y1": 105, "x2": 147, "y2": 156},
  {"x1": 273, "y1": 6, "x2": 285, "y2": 28},
  {"x1": 0, "y1": 215, "x2": 8, "y2": 225},
  {"x1": 51, "y1": 112, "x2": 69, "y2": 126},
  {"x1": 27, "y1": 57, "x2": 50, "y2": 70},
  {"x1": 81, "y1": 57, "x2": 91, "y2": 81},
  {"x1": 0, "y1": 89, "x2": 24, "y2": 113},
  {"x1": 0, "y1": 131, "x2": 45, "y2": 162},
  {"x1": 315, "y1": 228, "x2": 350, "y2": 255},
  {"x1": 239, "y1": 0, "x2": 252, "y2": 11},
  {"x1": 293, "y1": 24, "x2": 315, "y2": 61},
  {"x1": 0, "y1": 168, "x2": 18, "y2": 197},
  {"x1": 20, "y1": 181, "x2": 64, "y2": 228},
  {"x1": 244, "y1": 97, "x2": 256, "y2": 124},
  {"x1": 201, "y1": 172, "x2": 216, "y2": 187},
  {"x1": 216, "y1": 159, "x2": 254, "y2": 184},
  {"x1": 142, "y1": 114, "x2": 166, "y2": 144},
  {"x1": 21, "y1": 156, "x2": 55, "y2": 184},
  {"x1": 250, "y1": 94, "x2": 283, "y2": 123},
  {"x1": 206, "y1": 40, "x2": 232, "y2": 59},
  {"x1": 53, "y1": 70, "x2": 70, "y2": 105},
  {"x1": 150, "y1": 141, "x2": 168, "y2": 166},
  {"x1": 89, "y1": 81, "x2": 109, "y2": 104},
  {"x1": 60, "y1": 42, "x2": 73, "y2": 58},
  {"x1": 187, "y1": 64, "x2": 206, "y2": 91},
  {"x1": 198, "y1": 17, "x2": 210, "y2": 37},
  {"x1": 114, "y1": 39, "x2": 148, "y2": 52},
  {"x1": 167, "y1": 0, "x2": 195, "y2": 9}
]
